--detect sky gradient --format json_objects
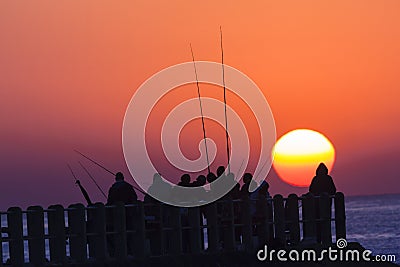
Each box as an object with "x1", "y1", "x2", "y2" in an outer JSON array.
[{"x1": 1, "y1": 1, "x2": 399, "y2": 209}]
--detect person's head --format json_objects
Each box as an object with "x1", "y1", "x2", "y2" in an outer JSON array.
[
  {"x1": 316, "y1": 163, "x2": 328, "y2": 176},
  {"x1": 115, "y1": 172, "x2": 124, "y2": 181},
  {"x1": 207, "y1": 172, "x2": 217, "y2": 183},
  {"x1": 180, "y1": 174, "x2": 191, "y2": 185},
  {"x1": 259, "y1": 181, "x2": 270, "y2": 194},
  {"x1": 196, "y1": 175, "x2": 207, "y2": 186},
  {"x1": 243, "y1": 173, "x2": 253, "y2": 184},
  {"x1": 217, "y1": 166, "x2": 225, "y2": 177}
]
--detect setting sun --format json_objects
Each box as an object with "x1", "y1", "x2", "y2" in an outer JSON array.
[{"x1": 272, "y1": 129, "x2": 335, "y2": 187}]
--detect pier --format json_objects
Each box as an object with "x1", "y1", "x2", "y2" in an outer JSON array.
[{"x1": 0, "y1": 192, "x2": 345, "y2": 266}]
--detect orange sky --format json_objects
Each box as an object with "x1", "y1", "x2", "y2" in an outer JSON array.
[{"x1": 1, "y1": 1, "x2": 399, "y2": 208}]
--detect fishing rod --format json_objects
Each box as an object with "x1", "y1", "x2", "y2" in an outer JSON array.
[
  {"x1": 236, "y1": 159, "x2": 245, "y2": 177},
  {"x1": 253, "y1": 159, "x2": 271, "y2": 182},
  {"x1": 74, "y1": 149, "x2": 115, "y2": 176},
  {"x1": 190, "y1": 43, "x2": 211, "y2": 174},
  {"x1": 78, "y1": 161, "x2": 107, "y2": 200},
  {"x1": 67, "y1": 164, "x2": 93, "y2": 206},
  {"x1": 220, "y1": 26, "x2": 230, "y2": 174},
  {"x1": 74, "y1": 149, "x2": 147, "y2": 195}
]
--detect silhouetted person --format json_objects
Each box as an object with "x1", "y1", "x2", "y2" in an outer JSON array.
[
  {"x1": 178, "y1": 173, "x2": 191, "y2": 187},
  {"x1": 172, "y1": 173, "x2": 192, "y2": 203},
  {"x1": 309, "y1": 163, "x2": 336, "y2": 195},
  {"x1": 106, "y1": 172, "x2": 137, "y2": 256},
  {"x1": 217, "y1": 166, "x2": 226, "y2": 177},
  {"x1": 309, "y1": 163, "x2": 336, "y2": 243},
  {"x1": 144, "y1": 173, "x2": 171, "y2": 255},
  {"x1": 146, "y1": 173, "x2": 172, "y2": 202},
  {"x1": 107, "y1": 172, "x2": 138, "y2": 205},
  {"x1": 240, "y1": 173, "x2": 253, "y2": 198},
  {"x1": 206, "y1": 172, "x2": 217, "y2": 183},
  {"x1": 190, "y1": 175, "x2": 207, "y2": 201}
]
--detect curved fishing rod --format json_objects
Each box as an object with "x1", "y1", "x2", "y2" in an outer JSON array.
[
  {"x1": 74, "y1": 149, "x2": 146, "y2": 195},
  {"x1": 190, "y1": 44, "x2": 211, "y2": 174},
  {"x1": 253, "y1": 159, "x2": 272, "y2": 182},
  {"x1": 78, "y1": 161, "x2": 107, "y2": 200},
  {"x1": 67, "y1": 164, "x2": 93, "y2": 206},
  {"x1": 220, "y1": 26, "x2": 230, "y2": 174}
]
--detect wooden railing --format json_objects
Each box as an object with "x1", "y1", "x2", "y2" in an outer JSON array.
[{"x1": 0, "y1": 192, "x2": 345, "y2": 266}]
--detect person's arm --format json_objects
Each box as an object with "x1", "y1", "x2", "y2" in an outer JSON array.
[
  {"x1": 106, "y1": 187, "x2": 114, "y2": 205},
  {"x1": 329, "y1": 177, "x2": 336, "y2": 195},
  {"x1": 309, "y1": 177, "x2": 316, "y2": 194}
]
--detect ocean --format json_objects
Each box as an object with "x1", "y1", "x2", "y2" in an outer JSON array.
[
  {"x1": 1, "y1": 194, "x2": 399, "y2": 264},
  {"x1": 345, "y1": 194, "x2": 400, "y2": 263}
]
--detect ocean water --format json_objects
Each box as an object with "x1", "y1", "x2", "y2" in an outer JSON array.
[
  {"x1": 345, "y1": 194, "x2": 400, "y2": 263},
  {"x1": 1, "y1": 194, "x2": 399, "y2": 264}
]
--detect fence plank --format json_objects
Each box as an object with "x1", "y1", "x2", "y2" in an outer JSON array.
[
  {"x1": 27, "y1": 206, "x2": 46, "y2": 265},
  {"x1": 205, "y1": 203, "x2": 218, "y2": 253},
  {"x1": 254, "y1": 197, "x2": 272, "y2": 248},
  {"x1": 169, "y1": 206, "x2": 182, "y2": 255},
  {"x1": 88, "y1": 203, "x2": 107, "y2": 261},
  {"x1": 334, "y1": 192, "x2": 346, "y2": 240},
  {"x1": 134, "y1": 202, "x2": 147, "y2": 259},
  {"x1": 302, "y1": 194, "x2": 317, "y2": 243},
  {"x1": 7, "y1": 207, "x2": 24, "y2": 267},
  {"x1": 222, "y1": 200, "x2": 235, "y2": 251},
  {"x1": 68, "y1": 203, "x2": 87, "y2": 263},
  {"x1": 188, "y1": 207, "x2": 201, "y2": 254},
  {"x1": 47, "y1": 205, "x2": 66, "y2": 264},
  {"x1": 0, "y1": 214, "x2": 3, "y2": 267},
  {"x1": 240, "y1": 196, "x2": 253, "y2": 251},
  {"x1": 112, "y1": 202, "x2": 127, "y2": 260},
  {"x1": 273, "y1": 195, "x2": 285, "y2": 246},
  {"x1": 319, "y1": 193, "x2": 332, "y2": 244},
  {"x1": 286, "y1": 194, "x2": 300, "y2": 245}
]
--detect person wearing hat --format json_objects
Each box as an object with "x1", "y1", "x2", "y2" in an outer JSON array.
[{"x1": 106, "y1": 172, "x2": 137, "y2": 205}]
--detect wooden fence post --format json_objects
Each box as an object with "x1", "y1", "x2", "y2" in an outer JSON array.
[
  {"x1": 47, "y1": 205, "x2": 66, "y2": 264},
  {"x1": 240, "y1": 197, "x2": 253, "y2": 251},
  {"x1": 0, "y1": 214, "x2": 3, "y2": 267},
  {"x1": 222, "y1": 200, "x2": 235, "y2": 251},
  {"x1": 319, "y1": 193, "x2": 332, "y2": 245},
  {"x1": 134, "y1": 202, "x2": 146, "y2": 259},
  {"x1": 273, "y1": 195, "x2": 285, "y2": 246},
  {"x1": 27, "y1": 206, "x2": 46, "y2": 265},
  {"x1": 7, "y1": 207, "x2": 24, "y2": 267},
  {"x1": 67, "y1": 203, "x2": 87, "y2": 263},
  {"x1": 112, "y1": 202, "x2": 127, "y2": 260},
  {"x1": 188, "y1": 207, "x2": 201, "y2": 254},
  {"x1": 285, "y1": 194, "x2": 300, "y2": 245},
  {"x1": 87, "y1": 203, "x2": 107, "y2": 261},
  {"x1": 169, "y1": 206, "x2": 182, "y2": 255},
  {"x1": 302, "y1": 194, "x2": 317, "y2": 243},
  {"x1": 334, "y1": 192, "x2": 346, "y2": 240},
  {"x1": 254, "y1": 197, "x2": 272, "y2": 248},
  {"x1": 205, "y1": 203, "x2": 218, "y2": 253}
]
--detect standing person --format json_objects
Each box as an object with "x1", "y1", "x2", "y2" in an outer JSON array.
[
  {"x1": 308, "y1": 163, "x2": 336, "y2": 243},
  {"x1": 107, "y1": 172, "x2": 138, "y2": 205},
  {"x1": 106, "y1": 172, "x2": 138, "y2": 257},
  {"x1": 240, "y1": 173, "x2": 253, "y2": 198},
  {"x1": 309, "y1": 163, "x2": 336, "y2": 196}
]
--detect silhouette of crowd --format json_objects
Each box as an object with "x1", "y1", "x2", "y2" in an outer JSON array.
[{"x1": 88, "y1": 163, "x2": 337, "y2": 257}]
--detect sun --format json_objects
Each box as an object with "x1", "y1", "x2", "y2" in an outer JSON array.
[{"x1": 272, "y1": 129, "x2": 335, "y2": 187}]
